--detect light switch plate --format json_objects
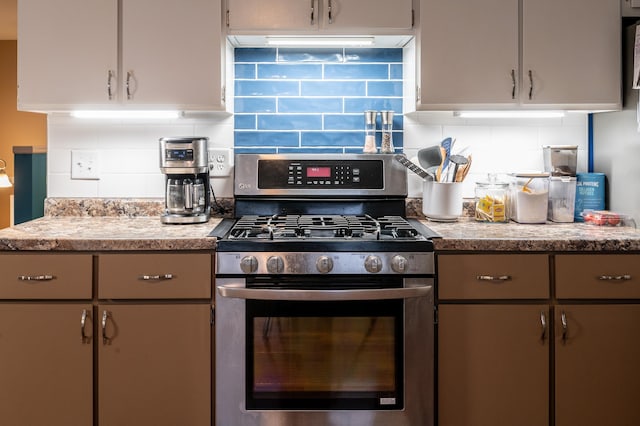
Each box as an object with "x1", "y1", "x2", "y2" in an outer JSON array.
[
  {"x1": 209, "y1": 148, "x2": 231, "y2": 177},
  {"x1": 71, "y1": 150, "x2": 100, "y2": 180}
]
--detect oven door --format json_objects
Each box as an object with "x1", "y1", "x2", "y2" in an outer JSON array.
[{"x1": 215, "y1": 276, "x2": 434, "y2": 426}]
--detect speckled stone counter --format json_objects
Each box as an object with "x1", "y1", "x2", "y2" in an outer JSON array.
[
  {"x1": 0, "y1": 217, "x2": 221, "y2": 251},
  {"x1": 422, "y1": 218, "x2": 640, "y2": 252}
]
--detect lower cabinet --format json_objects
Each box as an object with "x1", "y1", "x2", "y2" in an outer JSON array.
[
  {"x1": 438, "y1": 304, "x2": 550, "y2": 426},
  {"x1": 555, "y1": 305, "x2": 640, "y2": 426},
  {"x1": 0, "y1": 304, "x2": 93, "y2": 426},
  {"x1": 98, "y1": 304, "x2": 211, "y2": 426}
]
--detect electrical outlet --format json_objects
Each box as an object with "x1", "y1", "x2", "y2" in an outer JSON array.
[
  {"x1": 71, "y1": 150, "x2": 100, "y2": 180},
  {"x1": 209, "y1": 148, "x2": 231, "y2": 177}
]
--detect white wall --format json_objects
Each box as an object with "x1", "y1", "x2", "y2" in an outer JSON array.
[{"x1": 46, "y1": 112, "x2": 588, "y2": 199}]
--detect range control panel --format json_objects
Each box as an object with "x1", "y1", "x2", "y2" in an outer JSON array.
[{"x1": 258, "y1": 160, "x2": 383, "y2": 189}]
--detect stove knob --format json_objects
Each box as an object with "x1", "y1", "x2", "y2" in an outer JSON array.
[
  {"x1": 239, "y1": 256, "x2": 258, "y2": 274},
  {"x1": 391, "y1": 255, "x2": 409, "y2": 273},
  {"x1": 316, "y1": 256, "x2": 334, "y2": 274},
  {"x1": 266, "y1": 256, "x2": 285, "y2": 274},
  {"x1": 364, "y1": 255, "x2": 383, "y2": 273}
]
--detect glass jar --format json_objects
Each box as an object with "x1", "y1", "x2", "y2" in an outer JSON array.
[{"x1": 475, "y1": 174, "x2": 509, "y2": 222}]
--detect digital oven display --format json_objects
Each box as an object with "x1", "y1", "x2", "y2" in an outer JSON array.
[{"x1": 306, "y1": 167, "x2": 332, "y2": 178}]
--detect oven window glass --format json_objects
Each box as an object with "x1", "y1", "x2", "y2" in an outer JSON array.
[{"x1": 246, "y1": 299, "x2": 403, "y2": 410}]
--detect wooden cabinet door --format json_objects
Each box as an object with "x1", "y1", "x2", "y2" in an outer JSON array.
[
  {"x1": 320, "y1": 0, "x2": 412, "y2": 31},
  {"x1": 522, "y1": 0, "x2": 620, "y2": 108},
  {"x1": 418, "y1": 0, "x2": 518, "y2": 108},
  {"x1": 0, "y1": 304, "x2": 93, "y2": 426},
  {"x1": 438, "y1": 304, "x2": 549, "y2": 426},
  {"x1": 227, "y1": 0, "x2": 319, "y2": 31},
  {"x1": 98, "y1": 304, "x2": 211, "y2": 426},
  {"x1": 17, "y1": 0, "x2": 117, "y2": 110},
  {"x1": 555, "y1": 305, "x2": 640, "y2": 426}
]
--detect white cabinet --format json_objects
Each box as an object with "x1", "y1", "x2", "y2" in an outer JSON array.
[
  {"x1": 18, "y1": 0, "x2": 225, "y2": 112},
  {"x1": 415, "y1": 0, "x2": 621, "y2": 111},
  {"x1": 226, "y1": 0, "x2": 413, "y2": 33}
]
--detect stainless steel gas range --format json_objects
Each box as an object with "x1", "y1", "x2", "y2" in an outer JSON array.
[{"x1": 211, "y1": 154, "x2": 438, "y2": 426}]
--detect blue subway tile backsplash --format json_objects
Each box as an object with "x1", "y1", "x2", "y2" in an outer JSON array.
[{"x1": 234, "y1": 47, "x2": 403, "y2": 154}]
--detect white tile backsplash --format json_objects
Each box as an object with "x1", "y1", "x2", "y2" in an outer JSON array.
[{"x1": 46, "y1": 112, "x2": 588, "y2": 200}]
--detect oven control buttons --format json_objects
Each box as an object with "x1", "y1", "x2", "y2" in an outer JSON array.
[
  {"x1": 316, "y1": 256, "x2": 334, "y2": 274},
  {"x1": 239, "y1": 256, "x2": 258, "y2": 273},
  {"x1": 364, "y1": 255, "x2": 383, "y2": 273},
  {"x1": 266, "y1": 256, "x2": 285, "y2": 274},
  {"x1": 391, "y1": 255, "x2": 409, "y2": 273}
]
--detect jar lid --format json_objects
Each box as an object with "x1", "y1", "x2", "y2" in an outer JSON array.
[
  {"x1": 511, "y1": 172, "x2": 550, "y2": 178},
  {"x1": 476, "y1": 173, "x2": 509, "y2": 188}
]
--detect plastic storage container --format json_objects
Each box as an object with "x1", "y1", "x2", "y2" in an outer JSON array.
[
  {"x1": 543, "y1": 145, "x2": 577, "y2": 176},
  {"x1": 548, "y1": 176, "x2": 577, "y2": 222},
  {"x1": 475, "y1": 175, "x2": 509, "y2": 222},
  {"x1": 509, "y1": 173, "x2": 550, "y2": 223}
]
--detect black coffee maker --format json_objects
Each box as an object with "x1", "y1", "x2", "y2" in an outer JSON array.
[{"x1": 159, "y1": 137, "x2": 210, "y2": 224}]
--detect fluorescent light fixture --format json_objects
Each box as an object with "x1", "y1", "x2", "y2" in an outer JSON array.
[
  {"x1": 266, "y1": 36, "x2": 375, "y2": 47},
  {"x1": 71, "y1": 110, "x2": 182, "y2": 119},
  {"x1": 455, "y1": 111, "x2": 566, "y2": 119}
]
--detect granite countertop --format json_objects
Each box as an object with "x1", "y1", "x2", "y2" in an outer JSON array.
[
  {"x1": 0, "y1": 217, "x2": 222, "y2": 251},
  {"x1": 423, "y1": 218, "x2": 640, "y2": 252},
  {"x1": 1, "y1": 198, "x2": 639, "y2": 252}
]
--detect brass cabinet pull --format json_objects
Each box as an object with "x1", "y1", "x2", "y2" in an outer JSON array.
[
  {"x1": 561, "y1": 311, "x2": 568, "y2": 342},
  {"x1": 540, "y1": 310, "x2": 547, "y2": 341},
  {"x1": 81, "y1": 309, "x2": 90, "y2": 344},
  {"x1": 598, "y1": 274, "x2": 632, "y2": 281},
  {"x1": 101, "y1": 310, "x2": 112, "y2": 345},
  {"x1": 18, "y1": 275, "x2": 55, "y2": 281},
  {"x1": 476, "y1": 275, "x2": 512, "y2": 282},
  {"x1": 138, "y1": 274, "x2": 174, "y2": 281},
  {"x1": 511, "y1": 69, "x2": 516, "y2": 99},
  {"x1": 107, "y1": 70, "x2": 114, "y2": 100}
]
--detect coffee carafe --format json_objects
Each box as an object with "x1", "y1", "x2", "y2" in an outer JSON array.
[{"x1": 160, "y1": 137, "x2": 210, "y2": 224}]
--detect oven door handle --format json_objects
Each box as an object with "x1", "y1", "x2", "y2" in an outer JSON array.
[{"x1": 216, "y1": 284, "x2": 432, "y2": 301}]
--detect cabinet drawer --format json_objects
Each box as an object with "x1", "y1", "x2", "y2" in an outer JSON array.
[
  {"x1": 438, "y1": 254, "x2": 550, "y2": 300},
  {"x1": 0, "y1": 253, "x2": 92, "y2": 299},
  {"x1": 98, "y1": 253, "x2": 211, "y2": 299},
  {"x1": 556, "y1": 254, "x2": 640, "y2": 299}
]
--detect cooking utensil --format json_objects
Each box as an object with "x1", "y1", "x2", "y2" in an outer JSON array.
[
  {"x1": 449, "y1": 154, "x2": 469, "y2": 183},
  {"x1": 394, "y1": 154, "x2": 430, "y2": 179},
  {"x1": 435, "y1": 146, "x2": 447, "y2": 182},
  {"x1": 417, "y1": 145, "x2": 442, "y2": 169},
  {"x1": 456, "y1": 154, "x2": 472, "y2": 182},
  {"x1": 440, "y1": 137, "x2": 455, "y2": 171}
]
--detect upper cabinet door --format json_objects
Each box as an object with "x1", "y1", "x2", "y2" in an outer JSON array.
[
  {"x1": 227, "y1": 0, "x2": 319, "y2": 31},
  {"x1": 522, "y1": 0, "x2": 621, "y2": 108},
  {"x1": 320, "y1": 0, "x2": 413, "y2": 31},
  {"x1": 17, "y1": 0, "x2": 117, "y2": 110},
  {"x1": 417, "y1": 0, "x2": 519, "y2": 109},
  {"x1": 122, "y1": 0, "x2": 224, "y2": 109},
  {"x1": 226, "y1": 0, "x2": 412, "y2": 33}
]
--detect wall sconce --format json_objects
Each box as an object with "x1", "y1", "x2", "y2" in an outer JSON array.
[{"x1": 0, "y1": 159, "x2": 13, "y2": 188}]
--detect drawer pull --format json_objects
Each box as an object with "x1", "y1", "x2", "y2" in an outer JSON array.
[
  {"x1": 598, "y1": 274, "x2": 632, "y2": 281},
  {"x1": 18, "y1": 275, "x2": 56, "y2": 281},
  {"x1": 102, "y1": 310, "x2": 112, "y2": 345},
  {"x1": 476, "y1": 275, "x2": 512, "y2": 282},
  {"x1": 81, "y1": 309, "x2": 90, "y2": 344},
  {"x1": 138, "y1": 274, "x2": 174, "y2": 281}
]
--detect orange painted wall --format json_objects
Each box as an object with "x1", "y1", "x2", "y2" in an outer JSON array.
[{"x1": 0, "y1": 41, "x2": 47, "y2": 229}]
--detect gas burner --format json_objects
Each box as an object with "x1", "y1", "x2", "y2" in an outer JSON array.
[{"x1": 228, "y1": 214, "x2": 422, "y2": 241}]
